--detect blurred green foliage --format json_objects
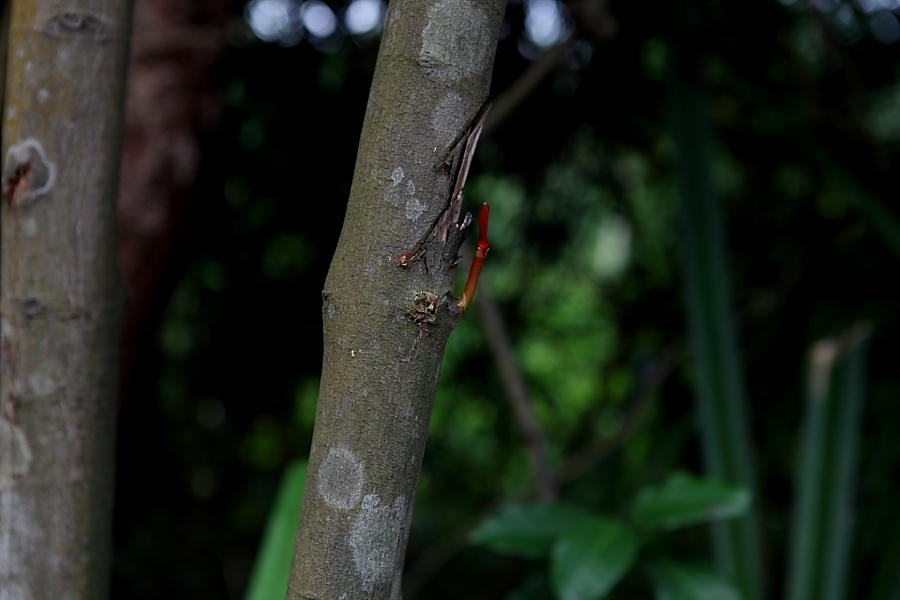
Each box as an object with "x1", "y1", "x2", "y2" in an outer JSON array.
[
  {"x1": 112, "y1": 1, "x2": 900, "y2": 599},
  {"x1": 244, "y1": 460, "x2": 307, "y2": 600},
  {"x1": 470, "y1": 472, "x2": 749, "y2": 599}
]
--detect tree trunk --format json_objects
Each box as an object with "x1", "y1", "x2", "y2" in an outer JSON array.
[
  {"x1": 288, "y1": 1, "x2": 505, "y2": 598},
  {"x1": 0, "y1": 2, "x2": 131, "y2": 598},
  {"x1": 117, "y1": 0, "x2": 228, "y2": 399}
]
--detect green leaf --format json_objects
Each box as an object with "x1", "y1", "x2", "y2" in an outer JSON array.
[
  {"x1": 244, "y1": 460, "x2": 307, "y2": 600},
  {"x1": 630, "y1": 472, "x2": 750, "y2": 532},
  {"x1": 645, "y1": 556, "x2": 741, "y2": 600},
  {"x1": 470, "y1": 503, "x2": 597, "y2": 559},
  {"x1": 550, "y1": 516, "x2": 641, "y2": 600}
]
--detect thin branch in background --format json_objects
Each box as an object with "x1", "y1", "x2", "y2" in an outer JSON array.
[
  {"x1": 558, "y1": 340, "x2": 686, "y2": 484},
  {"x1": 467, "y1": 0, "x2": 623, "y2": 499},
  {"x1": 465, "y1": 37, "x2": 576, "y2": 502},
  {"x1": 471, "y1": 41, "x2": 565, "y2": 504},
  {"x1": 566, "y1": 0, "x2": 619, "y2": 42},
  {"x1": 403, "y1": 503, "x2": 503, "y2": 599},
  {"x1": 484, "y1": 0, "x2": 618, "y2": 136},
  {"x1": 476, "y1": 288, "x2": 558, "y2": 502},
  {"x1": 407, "y1": 318, "x2": 690, "y2": 587},
  {"x1": 484, "y1": 40, "x2": 570, "y2": 136},
  {"x1": 403, "y1": 338, "x2": 686, "y2": 597}
]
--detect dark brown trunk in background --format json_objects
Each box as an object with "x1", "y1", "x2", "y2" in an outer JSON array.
[{"x1": 117, "y1": 0, "x2": 231, "y2": 398}]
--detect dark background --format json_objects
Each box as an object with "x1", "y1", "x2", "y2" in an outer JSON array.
[{"x1": 108, "y1": 1, "x2": 900, "y2": 598}]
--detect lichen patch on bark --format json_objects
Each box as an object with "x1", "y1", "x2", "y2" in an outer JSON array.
[
  {"x1": 349, "y1": 494, "x2": 409, "y2": 593},
  {"x1": 386, "y1": 165, "x2": 427, "y2": 223},
  {"x1": 431, "y1": 91, "x2": 468, "y2": 146},
  {"x1": 317, "y1": 446, "x2": 365, "y2": 510},
  {"x1": 420, "y1": 0, "x2": 490, "y2": 82}
]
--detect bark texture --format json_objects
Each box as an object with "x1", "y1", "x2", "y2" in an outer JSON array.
[
  {"x1": 288, "y1": 1, "x2": 506, "y2": 598},
  {"x1": 0, "y1": 2, "x2": 131, "y2": 598}
]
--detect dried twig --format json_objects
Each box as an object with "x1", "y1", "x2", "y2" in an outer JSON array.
[{"x1": 484, "y1": 40, "x2": 569, "y2": 136}]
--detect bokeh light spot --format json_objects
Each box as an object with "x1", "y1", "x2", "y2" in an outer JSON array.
[
  {"x1": 345, "y1": 0, "x2": 384, "y2": 35},
  {"x1": 245, "y1": 0, "x2": 295, "y2": 42},
  {"x1": 303, "y1": 0, "x2": 337, "y2": 38},
  {"x1": 525, "y1": 0, "x2": 566, "y2": 48},
  {"x1": 857, "y1": 0, "x2": 900, "y2": 13},
  {"x1": 870, "y1": 10, "x2": 900, "y2": 43}
]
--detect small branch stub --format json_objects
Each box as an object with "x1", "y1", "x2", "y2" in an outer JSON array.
[
  {"x1": 408, "y1": 291, "x2": 439, "y2": 325},
  {"x1": 407, "y1": 290, "x2": 440, "y2": 338},
  {"x1": 43, "y1": 13, "x2": 110, "y2": 41},
  {"x1": 457, "y1": 202, "x2": 490, "y2": 312},
  {"x1": 3, "y1": 140, "x2": 57, "y2": 207}
]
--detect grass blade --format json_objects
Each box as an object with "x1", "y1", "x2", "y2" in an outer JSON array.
[
  {"x1": 787, "y1": 326, "x2": 869, "y2": 600},
  {"x1": 245, "y1": 460, "x2": 308, "y2": 600},
  {"x1": 668, "y1": 43, "x2": 763, "y2": 600}
]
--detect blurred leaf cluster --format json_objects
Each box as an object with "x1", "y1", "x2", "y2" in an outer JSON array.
[{"x1": 470, "y1": 472, "x2": 749, "y2": 599}]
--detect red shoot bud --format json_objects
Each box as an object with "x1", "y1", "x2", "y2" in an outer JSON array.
[{"x1": 457, "y1": 203, "x2": 490, "y2": 312}]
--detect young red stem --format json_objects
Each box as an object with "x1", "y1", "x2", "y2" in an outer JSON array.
[{"x1": 457, "y1": 203, "x2": 490, "y2": 311}]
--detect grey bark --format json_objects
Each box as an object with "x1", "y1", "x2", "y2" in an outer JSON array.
[
  {"x1": 0, "y1": 2, "x2": 131, "y2": 598},
  {"x1": 287, "y1": 1, "x2": 505, "y2": 598}
]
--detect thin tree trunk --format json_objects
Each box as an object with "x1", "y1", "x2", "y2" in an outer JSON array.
[
  {"x1": 0, "y1": 2, "x2": 132, "y2": 598},
  {"x1": 288, "y1": 1, "x2": 505, "y2": 598}
]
